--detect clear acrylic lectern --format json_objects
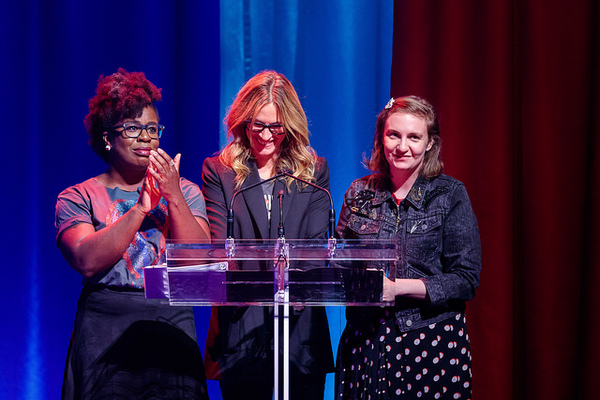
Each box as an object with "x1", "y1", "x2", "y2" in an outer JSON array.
[{"x1": 144, "y1": 238, "x2": 397, "y2": 400}]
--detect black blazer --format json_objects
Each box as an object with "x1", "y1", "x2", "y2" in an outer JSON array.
[{"x1": 201, "y1": 156, "x2": 335, "y2": 379}]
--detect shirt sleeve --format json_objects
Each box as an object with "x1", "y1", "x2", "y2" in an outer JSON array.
[
  {"x1": 55, "y1": 184, "x2": 94, "y2": 243},
  {"x1": 180, "y1": 177, "x2": 209, "y2": 225},
  {"x1": 422, "y1": 182, "x2": 482, "y2": 307},
  {"x1": 305, "y1": 157, "x2": 332, "y2": 240}
]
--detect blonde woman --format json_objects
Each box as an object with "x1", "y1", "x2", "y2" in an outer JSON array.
[{"x1": 202, "y1": 71, "x2": 334, "y2": 400}]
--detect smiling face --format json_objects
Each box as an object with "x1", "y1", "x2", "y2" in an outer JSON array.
[
  {"x1": 383, "y1": 112, "x2": 433, "y2": 178},
  {"x1": 104, "y1": 106, "x2": 160, "y2": 173},
  {"x1": 247, "y1": 103, "x2": 286, "y2": 168}
]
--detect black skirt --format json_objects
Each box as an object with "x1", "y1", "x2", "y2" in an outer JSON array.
[
  {"x1": 336, "y1": 310, "x2": 472, "y2": 400},
  {"x1": 61, "y1": 286, "x2": 208, "y2": 400}
]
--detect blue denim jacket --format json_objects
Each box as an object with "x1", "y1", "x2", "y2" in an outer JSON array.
[{"x1": 336, "y1": 173, "x2": 481, "y2": 332}]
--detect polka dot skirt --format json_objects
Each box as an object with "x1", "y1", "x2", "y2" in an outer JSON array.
[{"x1": 336, "y1": 311, "x2": 472, "y2": 399}]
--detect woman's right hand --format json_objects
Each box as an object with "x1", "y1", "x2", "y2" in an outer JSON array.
[{"x1": 137, "y1": 167, "x2": 162, "y2": 214}]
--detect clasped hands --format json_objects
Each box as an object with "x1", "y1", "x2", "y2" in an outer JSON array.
[{"x1": 138, "y1": 148, "x2": 182, "y2": 213}]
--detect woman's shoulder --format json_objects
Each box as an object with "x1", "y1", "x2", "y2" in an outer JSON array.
[
  {"x1": 202, "y1": 155, "x2": 221, "y2": 169},
  {"x1": 179, "y1": 177, "x2": 200, "y2": 191},
  {"x1": 348, "y1": 174, "x2": 385, "y2": 190},
  {"x1": 57, "y1": 177, "x2": 102, "y2": 198},
  {"x1": 313, "y1": 155, "x2": 330, "y2": 175},
  {"x1": 202, "y1": 155, "x2": 237, "y2": 181},
  {"x1": 429, "y1": 173, "x2": 466, "y2": 190}
]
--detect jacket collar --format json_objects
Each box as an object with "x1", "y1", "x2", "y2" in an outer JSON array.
[
  {"x1": 369, "y1": 174, "x2": 431, "y2": 210},
  {"x1": 240, "y1": 158, "x2": 295, "y2": 239}
]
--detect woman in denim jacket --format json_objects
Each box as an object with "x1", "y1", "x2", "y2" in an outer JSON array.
[{"x1": 335, "y1": 96, "x2": 481, "y2": 399}]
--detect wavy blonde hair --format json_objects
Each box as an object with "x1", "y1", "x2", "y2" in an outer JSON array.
[{"x1": 220, "y1": 70, "x2": 318, "y2": 189}]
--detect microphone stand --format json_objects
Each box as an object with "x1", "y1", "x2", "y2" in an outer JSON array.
[
  {"x1": 225, "y1": 171, "x2": 288, "y2": 257},
  {"x1": 226, "y1": 170, "x2": 335, "y2": 400},
  {"x1": 274, "y1": 189, "x2": 289, "y2": 400},
  {"x1": 278, "y1": 171, "x2": 337, "y2": 257}
]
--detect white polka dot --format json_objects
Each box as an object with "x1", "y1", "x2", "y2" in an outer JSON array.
[
  {"x1": 406, "y1": 366, "x2": 411, "y2": 372},
  {"x1": 365, "y1": 339, "x2": 370, "y2": 345},
  {"x1": 450, "y1": 359, "x2": 457, "y2": 365},
  {"x1": 396, "y1": 354, "x2": 402, "y2": 360},
  {"x1": 407, "y1": 383, "x2": 412, "y2": 390},
  {"x1": 405, "y1": 349, "x2": 411, "y2": 355},
  {"x1": 444, "y1": 325, "x2": 451, "y2": 331},
  {"x1": 429, "y1": 323, "x2": 436, "y2": 329},
  {"x1": 416, "y1": 374, "x2": 422, "y2": 380},
  {"x1": 434, "y1": 393, "x2": 441, "y2": 399},
  {"x1": 434, "y1": 375, "x2": 440, "y2": 382},
  {"x1": 396, "y1": 336, "x2": 402, "y2": 343},
  {"x1": 420, "y1": 333, "x2": 426, "y2": 339},
  {"x1": 417, "y1": 392, "x2": 422, "y2": 398},
  {"x1": 432, "y1": 340, "x2": 439, "y2": 347},
  {"x1": 452, "y1": 376, "x2": 459, "y2": 383},
  {"x1": 414, "y1": 338, "x2": 421, "y2": 345},
  {"x1": 433, "y1": 357, "x2": 440, "y2": 364},
  {"x1": 464, "y1": 382, "x2": 470, "y2": 388},
  {"x1": 424, "y1": 386, "x2": 430, "y2": 393},
  {"x1": 462, "y1": 364, "x2": 469, "y2": 371},
  {"x1": 396, "y1": 389, "x2": 402, "y2": 395},
  {"x1": 386, "y1": 327, "x2": 391, "y2": 334},
  {"x1": 461, "y1": 347, "x2": 467, "y2": 354},
  {"x1": 396, "y1": 371, "x2": 402, "y2": 378},
  {"x1": 448, "y1": 342, "x2": 455, "y2": 349},
  {"x1": 423, "y1": 368, "x2": 428, "y2": 374},
  {"x1": 415, "y1": 356, "x2": 422, "y2": 362},
  {"x1": 422, "y1": 351, "x2": 428, "y2": 357},
  {"x1": 379, "y1": 335, "x2": 385, "y2": 342}
]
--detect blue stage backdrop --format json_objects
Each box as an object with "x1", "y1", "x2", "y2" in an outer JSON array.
[{"x1": 0, "y1": 1, "x2": 391, "y2": 399}]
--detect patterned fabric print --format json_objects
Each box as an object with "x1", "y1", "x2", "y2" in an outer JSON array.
[
  {"x1": 264, "y1": 193, "x2": 273, "y2": 222},
  {"x1": 107, "y1": 199, "x2": 169, "y2": 282},
  {"x1": 337, "y1": 313, "x2": 472, "y2": 399}
]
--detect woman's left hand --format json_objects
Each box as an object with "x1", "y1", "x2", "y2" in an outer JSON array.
[
  {"x1": 147, "y1": 149, "x2": 183, "y2": 203},
  {"x1": 382, "y1": 276, "x2": 396, "y2": 302}
]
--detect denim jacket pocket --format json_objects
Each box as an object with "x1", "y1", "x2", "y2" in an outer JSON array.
[
  {"x1": 405, "y1": 213, "x2": 443, "y2": 260},
  {"x1": 347, "y1": 214, "x2": 381, "y2": 236}
]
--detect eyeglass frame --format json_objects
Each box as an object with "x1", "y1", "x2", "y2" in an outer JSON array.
[
  {"x1": 111, "y1": 122, "x2": 165, "y2": 139},
  {"x1": 244, "y1": 120, "x2": 286, "y2": 135}
]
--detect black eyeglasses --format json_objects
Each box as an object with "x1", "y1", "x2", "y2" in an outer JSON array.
[
  {"x1": 112, "y1": 123, "x2": 165, "y2": 139},
  {"x1": 245, "y1": 120, "x2": 285, "y2": 135}
]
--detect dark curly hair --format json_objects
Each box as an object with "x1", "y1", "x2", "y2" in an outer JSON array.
[{"x1": 84, "y1": 68, "x2": 162, "y2": 163}]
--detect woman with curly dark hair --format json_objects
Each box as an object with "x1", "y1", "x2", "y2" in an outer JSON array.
[{"x1": 55, "y1": 68, "x2": 210, "y2": 399}]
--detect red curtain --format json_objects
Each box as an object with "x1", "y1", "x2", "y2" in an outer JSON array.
[{"x1": 391, "y1": 1, "x2": 599, "y2": 399}]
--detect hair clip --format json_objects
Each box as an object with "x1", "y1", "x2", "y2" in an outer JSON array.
[{"x1": 385, "y1": 97, "x2": 395, "y2": 109}]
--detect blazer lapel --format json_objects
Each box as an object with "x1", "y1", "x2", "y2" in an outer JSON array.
[{"x1": 240, "y1": 162, "x2": 270, "y2": 239}]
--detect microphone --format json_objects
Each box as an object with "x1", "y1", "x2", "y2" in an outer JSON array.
[
  {"x1": 227, "y1": 171, "x2": 288, "y2": 238},
  {"x1": 277, "y1": 190, "x2": 285, "y2": 238},
  {"x1": 276, "y1": 169, "x2": 336, "y2": 239}
]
